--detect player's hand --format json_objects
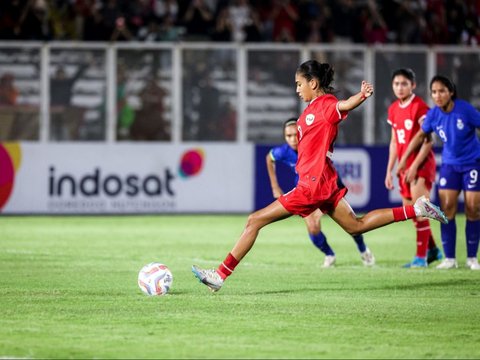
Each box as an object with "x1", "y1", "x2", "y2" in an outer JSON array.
[
  {"x1": 385, "y1": 172, "x2": 394, "y2": 190},
  {"x1": 361, "y1": 81, "x2": 374, "y2": 98},
  {"x1": 272, "y1": 187, "x2": 283, "y2": 199},
  {"x1": 396, "y1": 158, "x2": 406, "y2": 177},
  {"x1": 404, "y1": 166, "x2": 418, "y2": 184}
]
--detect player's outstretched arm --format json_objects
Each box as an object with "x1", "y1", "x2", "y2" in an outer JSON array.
[{"x1": 338, "y1": 81, "x2": 374, "y2": 112}]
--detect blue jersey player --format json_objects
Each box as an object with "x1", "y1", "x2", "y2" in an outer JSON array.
[
  {"x1": 266, "y1": 118, "x2": 375, "y2": 267},
  {"x1": 398, "y1": 75, "x2": 480, "y2": 270}
]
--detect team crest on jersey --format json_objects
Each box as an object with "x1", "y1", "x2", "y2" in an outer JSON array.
[
  {"x1": 305, "y1": 114, "x2": 315, "y2": 126},
  {"x1": 404, "y1": 119, "x2": 413, "y2": 130},
  {"x1": 456, "y1": 118, "x2": 464, "y2": 130}
]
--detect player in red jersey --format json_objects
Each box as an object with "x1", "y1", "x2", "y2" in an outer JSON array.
[
  {"x1": 385, "y1": 68, "x2": 443, "y2": 268},
  {"x1": 192, "y1": 60, "x2": 448, "y2": 292}
]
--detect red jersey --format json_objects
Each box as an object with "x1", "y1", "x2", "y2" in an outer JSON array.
[
  {"x1": 296, "y1": 94, "x2": 348, "y2": 200},
  {"x1": 387, "y1": 94, "x2": 433, "y2": 166},
  {"x1": 387, "y1": 94, "x2": 436, "y2": 196}
]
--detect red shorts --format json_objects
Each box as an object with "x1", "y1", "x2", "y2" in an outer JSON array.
[
  {"x1": 279, "y1": 183, "x2": 348, "y2": 218},
  {"x1": 398, "y1": 158, "x2": 436, "y2": 200}
]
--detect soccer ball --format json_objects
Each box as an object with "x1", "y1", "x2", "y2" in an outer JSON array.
[{"x1": 138, "y1": 262, "x2": 173, "y2": 296}]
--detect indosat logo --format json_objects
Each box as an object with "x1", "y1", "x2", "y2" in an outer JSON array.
[
  {"x1": 47, "y1": 148, "x2": 204, "y2": 212},
  {"x1": 0, "y1": 143, "x2": 22, "y2": 212}
]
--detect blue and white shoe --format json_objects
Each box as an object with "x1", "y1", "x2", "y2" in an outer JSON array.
[
  {"x1": 192, "y1": 265, "x2": 224, "y2": 292},
  {"x1": 402, "y1": 256, "x2": 427, "y2": 268},
  {"x1": 427, "y1": 247, "x2": 443, "y2": 264}
]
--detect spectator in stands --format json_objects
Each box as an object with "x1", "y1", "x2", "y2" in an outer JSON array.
[
  {"x1": 110, "y1": 16, "x2": 134, "y2": 41},
  {"x1": 152, "y1": 0, "x2": 179, "y2": 22},
  {"x1": 0, "y1": 0, "x2": 27, "y2": 40},
  {"x1": 330, "y1": 0, "x2": 355, "y2": 43},
  {"x1": 271, "y1": 0, "x2": 298, "y2": 42},
  {"x1": 159, "y1": 15, "x2": 185, "y2": 41},
  {"x1": 363, "y1": 0, "x2": 388, "y2": 44},
  {"x1": 100, "y1": 0, "x2": 122, "y2": 33},
  {"x1": 211, "y1": 7, "x2": 233, "y2": 41},
  {"x1": 15, "y1": 0, "x2": 54, "y2": 40},
  {"x1": 78, "y1": 0, "x2": 108, "y2": 41},
  {"x1": 196, "y1": 75, "x2": 223, "y2": 140},
  {"x1": 445, "y1": 0, "x2": 467, "y2": 44},
  {"x1": 0, "y1": 73, "x2": 19, "y2": 106},
  {"x1": 130, "y1": 77, "x2": 170, "y2": 141},
  {"x1": 243, "y1": 9, "x2": 264, "y2": 42},
  {"x1": 227, "y1": 0, "x2": 252, "y2": 42},
  {"x1": 116, "y1": 62, "x2": 135, "y2": 140},
  {"x1": 182, "y1": 0, "x2": 214, "y2": 41},
  {"x1": 123, "y1": 0, "x2": 151, "y2": 37},
  {"x1": 50, "y1": 57, "x2": 91, "y2": 140},
  {"x1": 296, "y1": 0, "x2": 333, "y2": 43},
  {"x1": 394, "y1": 0, "x2": 425, "y2": 44},
  {"x1": 137, "y1": 18, "x2": 163, "y2": 42}
]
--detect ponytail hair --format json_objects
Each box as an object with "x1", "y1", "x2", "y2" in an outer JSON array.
[{"x1": 296, "y1": 60, "x2": 335, "y2": 94}]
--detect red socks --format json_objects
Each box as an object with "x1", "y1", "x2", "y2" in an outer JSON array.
[
  {"x1": 392, "y1": 205, "x2": 416, "y2": 222},
  {"x1": 414, "y1": 219, "x2": 433, "y2": 258},
  {"x1": 217, "y1": 253, "x2": 239, "y2": 280}
]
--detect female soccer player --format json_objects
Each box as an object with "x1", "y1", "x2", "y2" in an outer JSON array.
[
  {"x1": 267, "y1": 118, "x2": 375, "y2": 267},
  {"x1": 385, "y1": 68, "x2": 443, "y2": 268},
  {"x1": 397, "y1": 75, "x2": 480, "y2": 270},
  {"x1": 192, "y1": 60, "x2": 447, "y2": 292}
]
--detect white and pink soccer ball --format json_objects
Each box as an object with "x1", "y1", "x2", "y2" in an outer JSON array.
[{"x1": 138, "y1": 262, "x2": 173, "y2": 296}]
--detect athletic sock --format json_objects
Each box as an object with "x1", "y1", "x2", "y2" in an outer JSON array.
[
  {"x1": 309, "y1": 232, "x2": 335, "y2": 256},
  {"x1": 392, "y1": 205, "x2": 416, "y2": 222},
  {"x1": 441, "y1": 218, "x2": 456, "y2": 259},
  {"x1": 414, "y1": 219, "x2": 432, "y2": 258},
  {"x1": 352, "y1": 234, "x2": 367, "y2": 253},
  {"x1": 428, "y1": 235, "x2": 437, "y2": 250},
  {"x1": 466, "y1": 220, "x2": 480, "y2": 258},
  {"x1": 217, "y1": 252, "x2": 239, "y2": 280}
]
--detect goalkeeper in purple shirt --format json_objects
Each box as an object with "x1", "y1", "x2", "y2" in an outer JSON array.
[
  {"x1": 266, "y1": 118, "x2": 375, "y2": 267},
  {"x1": 398, "y1": 75, "x2": 480, "y2": 270}
]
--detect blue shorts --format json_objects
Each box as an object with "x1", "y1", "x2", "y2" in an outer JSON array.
[{"x1": 438, "y1": 163, "x2": 480, "y2": 192}]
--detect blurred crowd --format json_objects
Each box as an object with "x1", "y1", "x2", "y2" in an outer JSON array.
[{"x1": 0, "y1": 0, "x2": 479, "y2": 45}]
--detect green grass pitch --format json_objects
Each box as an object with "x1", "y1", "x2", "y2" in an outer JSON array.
[{"x1": 1, "y1": 214, "x2": 479, "y2": 359}]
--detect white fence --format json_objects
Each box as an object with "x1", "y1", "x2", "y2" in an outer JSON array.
[{"x1": 0, "y1": 42, "x2": 479, "y2": 145}]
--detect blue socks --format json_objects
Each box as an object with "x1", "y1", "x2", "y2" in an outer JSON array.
[
  {"x1": 309, "y1": 232, "x2": 335, "y2": 256},
  {"x1": 352, "y1": 234, "x2": 367, "y2": 253},
  {"x1": 466, "y1": 220, "x2": 480, "y2": 258},
  {"x1": 309, "y1": 233, "x2": 367, "y2": 255},
  {"x1": 441, "y1": 218, "x2": 456, "y2": 258}
]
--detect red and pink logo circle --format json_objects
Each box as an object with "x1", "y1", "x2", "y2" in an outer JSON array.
[
  {"x1": 0, "y1": 143, "x2": 21, "y2": 211},
  {"x1": 178, "y1": 148, "x2": 204, "y2": 178}
]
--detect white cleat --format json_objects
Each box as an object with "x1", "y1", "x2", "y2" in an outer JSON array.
[
  {"x1": 436, "y1": 258, "x2": 458, "y2": 269},
  {"x1": 322, "y1": 255, "x2": 336, "y2": 268},
  {"x1": 413, "y1": 196, "x2": 448, "y2": 224},
  {"x1": 466, "y1": 257, "x2": 480, "y2": 270},
  {"x1": 361, "y1": 248, "x2": 375, "y2": 266},
  {"x1": 191, "y1": 265, "x2": 224, "y2": 292}
]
